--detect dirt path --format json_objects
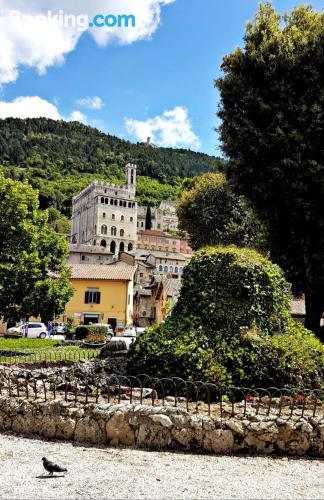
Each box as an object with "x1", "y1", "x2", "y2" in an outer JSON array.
[{"x1": 0, "y1": 433, "x2": 323, "y2": 499}]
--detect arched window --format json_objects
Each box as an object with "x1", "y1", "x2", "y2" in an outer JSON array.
[
  {"x1": 130, "y1": 217, "x2": 133, "y2": 222},
  {"x1": 114, "y1": 200, "x2": 118, "y2": 206},
  {"x1": 105, "y1": 198, "x2": 108, "y2": 204},
  {"x1": 101, "y1": 197, "x2": 104, "y2": 204},
  {"x1": 119, "y1": 242, "x2": 125, "y2": 252},
  {"x1": 159, "y1": 265, "x2": 163, "y2": 272},
  {"x1": 112, "y1": 214, "x2": 115, "y2": 220},
  {"x1": 100, "y1": 239, "x2": 107, "y2": 248},
  {"x1": 111, "y1": 227, "x2": 117, "y2": 236},
  {"x1": 119, "y1": 200, "x2": 123, "y2": 207},
  {"x1": 128, "y1": 243, "x2": 133, "y2": 252},
  {"x1": 179, "y1": 267, "x2": 183, "y2": 273},
  {"x1": 121, "y1": 215, "x2": 124, "y2": 221},
  {"x1": 175, "y1": 266, "x2": 179, "y2": 273},
  {"x1": 128, "y1": 202, "x2": 132, "y2": 208},
  {"x1": 120, "y1": 229, "x2": 125, "y2": 237},
  {"x1": 102, "y1": 213, "x2": 106, "y2": 219},
  {"x1": 169, "y1": 266, "x2": 174, "y2": 273},
  {"x1": 110, "y1": 199, "x2": 114, "y2": 205},
  {"x1": 110, "y1": 241, "x2": 116, "y2": 253},
  {"x1": 101, "y1": 225, "x2": 107, "y2": 235},
  {"x1": 164, "y1": 266, "x2": 168, "y2": 273},
  {"x1": 123, "y1": 201, "x2": 127, "y2": 207}
]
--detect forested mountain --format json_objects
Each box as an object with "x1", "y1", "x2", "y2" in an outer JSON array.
[{"x1": 0, "y1": 118, "x2": 221, "y2": 219}]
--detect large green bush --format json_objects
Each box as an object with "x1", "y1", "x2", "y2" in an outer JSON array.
[
  {"x1": 170, "y1": 246, "x2": 291, "y2": 344},
  {"x1": 128, "y1": 247, "x2": 324, "y2": 388}
]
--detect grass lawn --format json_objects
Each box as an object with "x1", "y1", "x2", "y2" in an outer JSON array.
[{"x1": 0, "y1": 338, "x2": 100, "y2": 364}]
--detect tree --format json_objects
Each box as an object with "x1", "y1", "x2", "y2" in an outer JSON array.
[
  {"x1": 0, "y1": 174, "x2": 74, "y2": 323},
  {"x1": 216, "y1": 3, "x2": 324, "y2": 338},
  {"x1": 145, "y1": 205, "x2": 153, "y2": 230},
  {"x1": 176, "y1": 173, "x2": 266, "y2": 250}
]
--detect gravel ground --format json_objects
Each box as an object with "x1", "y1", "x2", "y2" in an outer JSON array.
[{"x1": 0, "y1": 433, "x2": 323, "y2": 500}]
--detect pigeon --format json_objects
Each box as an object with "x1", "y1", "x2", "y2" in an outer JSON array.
[{"x1": 42, "y1": 457, "x2": 67, "y2": 476}]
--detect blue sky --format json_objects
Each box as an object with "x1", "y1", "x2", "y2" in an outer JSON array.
[{"x1": 0, "y1": 0, "x2": 323, "y2": 156}]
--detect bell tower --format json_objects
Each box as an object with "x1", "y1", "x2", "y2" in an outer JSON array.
[{"x1": 125, "y1": 163, "x2": 137, "y2": 194}]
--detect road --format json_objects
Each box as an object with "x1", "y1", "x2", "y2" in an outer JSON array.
[{"x1": 0, "y1": 433, "x2": 323, "y2": 499}]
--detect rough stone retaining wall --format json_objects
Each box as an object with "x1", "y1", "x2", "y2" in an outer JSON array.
[{"x1": 0, "y1": 396, "x2": 323, "y2": 456}]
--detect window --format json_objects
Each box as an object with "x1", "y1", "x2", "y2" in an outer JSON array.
[
  {"x1": 141, "y1": 222, "x2": 144, "y2": 228},
  {"x1": 111, "y1": 226, "x2": 117, "y2": 236},
  {"x1": 101, "y1": 224, "x2": 107, "y2": 235},
  {"x1": 119, "y1": 200, "x2": 123, "y2": 207},
  {"x1": 119, "y1": 242, "x2": 125, "y2": 252},
  {"x1": 110, "y1": 199, "x2": 114, "y2": 205},
  {"x1": 128, "y1": 202, "x2": 132, "y2": 208},
  {"x1": 128, "y1": 243, "x2": 133, "y2": 252},
  {"x1": 179, "y1": 267, "x2": 183, "y2": 273},
  {"x1": 130, "y1": 217, "x2": 133, "y2": 222},
  {"x1": 100, "y1": 239, "x2": 107, "y2": 248},
  {"x1": 102, "y1": 213, "x2": 106, "y2": 219},
  {"x1": 170, "y1": 266, "x2": 174, "y2": 273},
  {"x1": 157, "y1": 224, "x2": 161, "y2": 229},
  {"x1": 114, "y1": 200, "x2": 118, "y2": 206},
  {"x1": 140, "y1": 273, "x2": 144, "y2": 277},
  {"x1": 175, "y1": 266, "x2": 179, "y2": 273},
  {"x1": 112, "y1": 214, "x2": 115, "y2": 220},
  {"x1": 85, "y1": 289, "x2": 101, "y2": 304},
  {"x1": 110, "y1": 241, "x2": 116, "y2": 253},
  {"x1": 101, "y1": 197, "x2": 104, "y2": 204},
  {"x1": 164, "y1": 266, "x2": 168, "y2": 272},
  {"x1": 121, "y1": 215, "x2": 124, "y2": 221},
  {"x1": 123, "y1": 201, "x2": 127, "y2": 207},
  {"x1": 159, "y1": 265, "x2": 163, "y2": 272},
  {"x1": 120, "y1": 229, "x2": 125, "y2": 237},
  {"x1": 105, "y1": 198, "x2": 108, "y2": 204}
]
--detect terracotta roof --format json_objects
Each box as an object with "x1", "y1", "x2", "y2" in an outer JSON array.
[{"x1": 70, "y1": 261, "x2": 136, "y2": 281}]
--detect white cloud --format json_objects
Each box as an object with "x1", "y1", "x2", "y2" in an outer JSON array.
[
  {"x1": 126, "y1": 106, "x2": 201, "y2": 149},
  {"x1": 0, "y1": 96, "x2": 61, "y2": 119},
  {"x1": 0, "y1": 0, "x2": 175, "y2": 85},
  {"x1": 77, "y1": 96, "x2": 103, "y2": 110},
  {"x1": 70, "y1": 110, "x2": 87, "y2": 123}
]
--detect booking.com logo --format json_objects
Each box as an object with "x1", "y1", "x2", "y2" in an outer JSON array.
[{"x1": 9, "y1": 10, "x2": 136, "y2": 32}]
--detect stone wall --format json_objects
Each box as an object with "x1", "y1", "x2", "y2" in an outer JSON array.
[{"x1": 0, "y1": 396, "x2": 323, "y2": 456}]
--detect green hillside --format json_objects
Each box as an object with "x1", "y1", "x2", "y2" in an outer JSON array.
[{"x1": 0, "y1": 118, "x2": 221, "y2": 218}]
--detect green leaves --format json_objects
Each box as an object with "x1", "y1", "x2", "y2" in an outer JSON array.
[
  {"x1": 216, "y1": 3, "x2": 324, "y2": 336},
  {"x1": 176, "y1": 173, "x2": 266, "y2": 251},
  {"x1": 0, "y1": 174, "x2": 73, "y2": 323}
]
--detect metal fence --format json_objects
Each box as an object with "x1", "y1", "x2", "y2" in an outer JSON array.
[
  {"x1": 0, "y1": 349, "x2": 100, "y2": 365},
  {"x1": 0, "y1": 367, "x2": 323, "y2": 419}
]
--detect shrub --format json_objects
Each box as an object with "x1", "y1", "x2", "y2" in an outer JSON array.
[{"x1": 128, "y1": 246, "x2": 324, "y2": 388}]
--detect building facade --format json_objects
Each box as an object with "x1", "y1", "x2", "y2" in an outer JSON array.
[
  {"x1": 137, "y1": 201, "x2": 178, "y2": 233},
  {"x1": 70, "y1": 164, "x2": 137, "y2": 255},
  {"x1": 63, "y1": 261, "x2": 136, "y2": 331}
]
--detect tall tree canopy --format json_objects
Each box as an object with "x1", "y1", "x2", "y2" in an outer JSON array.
[
  {"x1": 216, "y1": 3, "x2": 324, "y2": 338},
  {"x1": 0, "y1": 174, "x2": 73, "y2": 323},
  {"x1": 176, "y1": 173, "x2": 265, "y2": 250}
]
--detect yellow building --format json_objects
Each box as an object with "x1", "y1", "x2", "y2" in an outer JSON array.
[{"x1": 64, "y1": 261, "x2": 136, "y2": 332}]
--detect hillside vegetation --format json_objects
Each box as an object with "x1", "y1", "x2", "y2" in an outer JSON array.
[{"x1": 0, "y1": 118, "x2": 220, "y2": 217}]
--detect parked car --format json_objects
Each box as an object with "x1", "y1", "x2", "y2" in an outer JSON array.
[
  {"x1": 52, "y1": 322, "x2": 66, "y2": 334},
  {"x1": 6, "y1": 322, "x2": 48, "y2": 339},
  {"x1": 120, "y1": 327, "x2": 137, "y2": 337}
]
